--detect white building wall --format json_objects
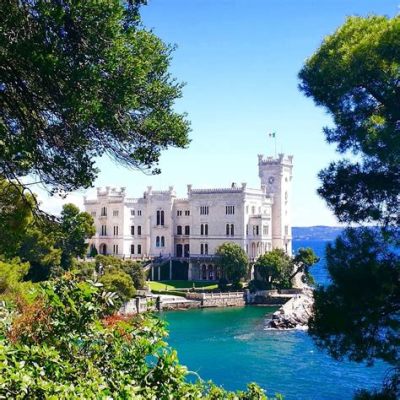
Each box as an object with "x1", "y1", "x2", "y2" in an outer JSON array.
[{"x1": 84, "y1": 153, "x2": 293, "y2": 261}]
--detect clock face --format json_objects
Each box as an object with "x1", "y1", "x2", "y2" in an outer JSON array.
[{"x1": 268, "y1": 176, "x2": 275, "y2": 184}]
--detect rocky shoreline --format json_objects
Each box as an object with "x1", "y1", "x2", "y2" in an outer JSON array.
[{"x1": 266, "y1": 289, "x2": 314, "y2": 330}]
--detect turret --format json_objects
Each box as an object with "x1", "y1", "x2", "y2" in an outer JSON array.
[{"x1": 258, "y1": 153, "x2": 293, "y2": 254}]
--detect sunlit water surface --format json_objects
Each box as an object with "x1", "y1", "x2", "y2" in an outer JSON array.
[{"x1": 161, "y1": 240, "x2": 388, "y2": 400}]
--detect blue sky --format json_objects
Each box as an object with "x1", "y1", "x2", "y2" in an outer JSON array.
[{"x1": 38, "y1": 0, "x2": 399, "y2": 226}]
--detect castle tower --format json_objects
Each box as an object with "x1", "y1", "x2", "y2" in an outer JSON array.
[{"x1": 258, "y1": 153, "x2": 293, "y2": 254}]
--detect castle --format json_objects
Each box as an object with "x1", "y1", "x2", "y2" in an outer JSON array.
[{"x1": 84, "y1": 153, "x2": 293, "y2": 281}]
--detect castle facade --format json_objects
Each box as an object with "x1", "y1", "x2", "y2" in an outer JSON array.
[{"x1": 84, "y1": 153, "x2": 293, "y2": 281}]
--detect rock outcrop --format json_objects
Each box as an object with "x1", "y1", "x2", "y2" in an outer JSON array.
[{"x1": 266, "y1": 289, "x2": 313, "y2": 330}]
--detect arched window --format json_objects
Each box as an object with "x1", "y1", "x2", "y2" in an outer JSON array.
[
  {"x1": 226, "y1": 224, "x2": 230, "y2": 236},
  {"x1": 156, "y1": 236, "x2": 160, "y2": 247},
  {"x1": 200, "y1": 243, "x2": 204, "y2": 254},
  {"x1": 156, "y1": 210, "x2": 160, "y2": 225},
  {"x1": 205, "y1": 243, "x2": 208, "y2": 255},
  {"x1": 177, "y1": 225, "x2": 182, "y2": 235},
  {"x1": 230, "y1": 224, "x2": 234, "y2": 236},
  {"x1": 161, "y1": 236, "x2": 165, "y2": 247},
  {"x1": 160, "y1": 210, "x2": 164, "y2": 226},
  {"x1": 205, "y1": 224, "x2": 208, "y2": 235},
  {"x1": 185, "y1": 225, "x2": 190, "y2": 235},
  {"x1": 201, "y1": 224, "x2": 204, "y2": 235}
]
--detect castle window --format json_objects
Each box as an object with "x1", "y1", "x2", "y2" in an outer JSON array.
[
  {"x1": 131, "y1": 209, "x2": 135, "y2": 216},
  {"x1": 113, "y1": 226, "x2": 118, "y2": 236},
  {"x1": 256, "y1": 225, "x2": 259, "y2": 236},
  {"x1": 185, "y1": 210, "x2": 190, "y2": 216},
  {"x1": 226, "y1": 205, "x2": 235, "y2": 215},
  {"x1": 263, "y1": 225, "x2": 269, "y2": 235},
  {"x1": 113, "y1": 210, "x2": 119, "y2": 217},
  {"x1": 101, "y1": 207, "x2": 107, "y2": 217},
  {"x1": 246, "y1": 224, "x2": 249, "y2": 235},
  {"x1": 137, "y1": 244, "x2": 142, "y2": 254},
  {"x1": 201, "y1": 223, "x2": 208, "y2": 236},
  {"x1": 161, "y1": 236, "x2": 165, "y2": 247},
  {"x1": 113, "y1": 244, "x2": 118, "y2": 254},
  {"x1": 157, "y1": 210, "x2": 165, "y2": 226},
  {"x1": 226, "y1": 224, "x2": 230, "y2": 236},
  {"x1": 156, "y1": 236, "x2": 160, "y2": 247},
  {"x1": 200, "y1": 206, "x2": 209, "y2": 215},
  {"x1": 200, "y1": 243, "x2": 209, "y2": 255},
  {"x1": 230, "y1": 224, "x2": 234, "y2": 236},
  {"x1": 101, "y1": 225, "x2": 107, "y2": 236},
  {"x1": 137, "y1": 226, "x2": 141, "y2": 235},
  {"x1": 137, "y1": 210, "x2": 142, "y2": 216},
  {"x1": 177, "y1": 210, "x2": 182, "y2": 216},
  {"x1": 177, "y1": 225, "x2": 182, "y2": 235},
  {"x1": 130, "y1": 245, "x2": 135, "y2": 254},
  {"x1": 131, "y1": 226, "x2": 135, "y2": 235},
  {"x1": 185, "y1": 225, "x2": 190, "y2": 235}
]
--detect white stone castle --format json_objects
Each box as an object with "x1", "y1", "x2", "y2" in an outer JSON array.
[{"x1": 84, "y1": 153, "x2": 293, "y2": 281}]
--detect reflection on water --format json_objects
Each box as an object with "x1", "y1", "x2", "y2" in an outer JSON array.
[{"x1": 161, "y1": 240, "x2": 388, "y2": 400}]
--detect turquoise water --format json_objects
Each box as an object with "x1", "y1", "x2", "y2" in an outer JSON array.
[{"x1": 161, "y1": 240, "x2": 389, "y2": 400}]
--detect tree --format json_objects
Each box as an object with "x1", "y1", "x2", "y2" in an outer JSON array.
[
  {"x1": 299, "y1": 15, "x2": 400, "y2": 399},
  {"x1": 215, "y1": 243, "x2": 249, "y2": 285},
  {"x1": 0, "y1": 0, "x2": 190, "y2": 198},
  {"x1": 58, "y1": 203, "x2": 96, "y2": 269},
  {"x1": 255, "y1": 249, "x2": 293, "y2": 289},
  {"x1": 291, "y1": 247, "x2": 319, "y2": 285},
  {"x1": 0, "y1": 178, "x2": 35, "y2": 257},
  {"x1": 99, "y1": 268, "x2": 136, "y2": 304}
]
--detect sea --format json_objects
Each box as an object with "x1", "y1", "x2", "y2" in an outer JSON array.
[{"x1": 161, "y1": 239, "x2": 389, "y2": 400}]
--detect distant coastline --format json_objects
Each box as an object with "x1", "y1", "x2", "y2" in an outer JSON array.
[{"x1": 292, "y1": 226, "x2": 343, "y2": 241}]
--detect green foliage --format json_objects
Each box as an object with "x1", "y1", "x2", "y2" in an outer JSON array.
[
  {"x1": 0, "y1": 178, "x2": 35, "y2": 258},
  {"x1": 89, "y1": 245, "x2": 98, "y2": 257},
  {"x1": 58, "y1": 204, "x2": 96, "y2": 269},
  {"x1": 215, "y1": 243, "x2": 249, "y2": 284},
  {"x1": 0, "y1": 0, "x2": 190, "y2": 196},
  {"x1": 299, "y1": 15, "x2": 400, "y2": 226},
  {"x1": 0, "y1": 258, "x2": 34, "y2": 302},
  {"x1": 248, "y1": 279, "x2": 268, "y2": 293},
  {"x1": 299, "y1": 14, "x2": 400, "y2": 399},
  {"x1": 292, "y1": 247, "x2": 319, "y2": 285},
  {"x1": 255, "y1": 249, "x2": 293, "y2": 289},
  {"x1": 95, "y1": 255, "x2": 145, "y2": 290},
  {"x1": 0, "y1": 277, "x2": 280, "y2": 399},
  {"x1": 100, "y1": 269, "x2": 136, "y2": 304},
  {"x1": 21, "y1": 225, "x2": 62, "y2": 282}
]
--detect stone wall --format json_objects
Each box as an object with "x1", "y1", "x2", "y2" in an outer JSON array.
[{"x1": 186, "y1": 291, "x2": 245, "y2": 307}]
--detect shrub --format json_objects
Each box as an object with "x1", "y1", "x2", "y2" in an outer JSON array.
[{"x1": 0, "y1": 277, "x2": 280, "y2": 399}]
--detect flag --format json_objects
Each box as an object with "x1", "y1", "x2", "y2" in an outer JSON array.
[{"x1": 268, "y1": 132, "x2": 276, "y2": 138}]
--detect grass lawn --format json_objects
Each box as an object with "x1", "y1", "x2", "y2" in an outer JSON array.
[{"x1": 148, "y1": 280, "x2": 218, "y2": 291}]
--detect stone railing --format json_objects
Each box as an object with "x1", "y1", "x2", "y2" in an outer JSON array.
[{"x1": 186, "y1": 291, "x2": 244, "y2": 300}]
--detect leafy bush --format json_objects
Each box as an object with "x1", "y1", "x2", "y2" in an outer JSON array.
[
  {"x1": 0, "y1": 277, "x2": 281, "y2": 399},
  {"x1": 99, "y1": 269, "x2": 136, "y2": 304},
  {"x1": 95, "y1": 255, "x2": 145, "y2": 289},
  {"x1": 248, "y1": 280, "x2": 268, "y2": 293}
]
